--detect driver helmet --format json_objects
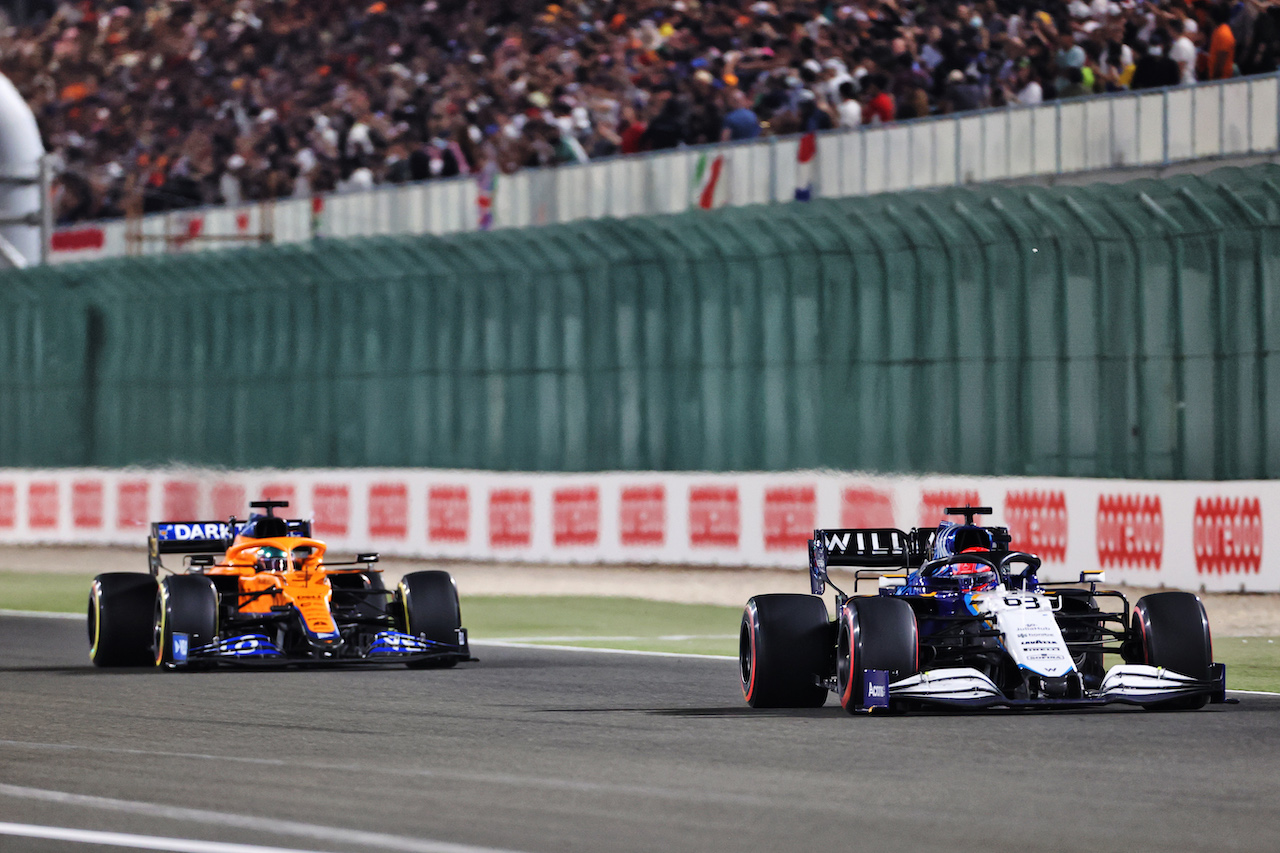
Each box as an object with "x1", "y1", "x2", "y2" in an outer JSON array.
[
  {"x1": 255, "y1": 545, "x2": 288, "y2": 573},
  {"x1": 933, "y1": 523, "x2": 994, "y2": 559},
  {"x1": 930, "y1": 523, "x2": 997, "y2": 591}
]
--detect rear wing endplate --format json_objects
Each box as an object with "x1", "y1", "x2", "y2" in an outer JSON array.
[{"x1": 808, "y1": 528, "x2": 909, "y2": 595}]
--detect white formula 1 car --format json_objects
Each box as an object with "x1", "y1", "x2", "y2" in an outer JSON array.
[{"x1": 740, "y1": 507, "x2": 1231, "y2": 712}]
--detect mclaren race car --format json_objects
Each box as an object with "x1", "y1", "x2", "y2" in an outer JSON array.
[
  {"x1": 88, "y1": 500, "x2": 472, "y2": 669},
  {"x1": 740, "y1": 506, "x2": 1230, "y2": 713}
]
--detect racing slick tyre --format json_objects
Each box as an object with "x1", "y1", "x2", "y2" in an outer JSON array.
[
  {"x1": 153, "y1": 575, "x2": 218, "y2": 669},
  {"x1": 88, "y1": 573, "x2": 158, "y2": 667},
  {"x1": 739, "y1": 594, "x2": 830, "y2": 709},
  {"x1": 397, "y1": 570, "x2": 463, "y2": 669},
  {"x1": 837, "y1": 597, "x2": 918, "y2": 714},
  {"x1": 1131, "y1": 591, "x2": 1213, "y2": 711}
]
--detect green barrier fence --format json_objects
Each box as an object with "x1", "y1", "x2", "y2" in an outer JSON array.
[{"x1": 2, "y1": 164, "x2": 1277, "y2": 478}]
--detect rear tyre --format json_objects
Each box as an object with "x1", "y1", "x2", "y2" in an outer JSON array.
[
  {"x1": 739, "y1": 594, "x2": 830, "y2": 709},
  {"x1": 154, "y1": 575, "x2": 218, "y2": 668},
  {"x1": 836, "y1": 597, "x2": 917, "y2": 714},
  {"x1": 1132, "y1": 591, "x2": 1212, "y2": 710},
  {"x1": 397, "y1": 570, "x2": 464, "y2": 669},
  {"x1": 88, "y1": 573, "x2": 157, "y2": 667}
]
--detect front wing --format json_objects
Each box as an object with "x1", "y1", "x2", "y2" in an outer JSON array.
[
  {"x1": 165, "y1": 628, "x2": 473, "y2": 668},
  {"x1": 854, "y1": 663, "x2": 1229, "y2": 711}
]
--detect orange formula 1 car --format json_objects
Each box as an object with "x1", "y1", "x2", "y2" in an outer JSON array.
[{"x1": 88, "y1": 500, "x2": 472, "y2": 669}]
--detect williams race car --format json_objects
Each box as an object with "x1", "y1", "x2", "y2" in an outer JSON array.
[
  {"x1": 740, "y1": 506, "x2": 1230, "y2": 713},
  {"x1": 88, "y1": 500, "x2": 472, "y2": 669}
]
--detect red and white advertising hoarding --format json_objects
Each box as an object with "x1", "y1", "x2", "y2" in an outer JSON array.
[{"x1": 0, "y1": 468, "x2": 1273, "y2": 591}]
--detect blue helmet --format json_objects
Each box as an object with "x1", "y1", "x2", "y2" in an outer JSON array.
[
  {"x1": 933, "y1": 523, "x2": 994, "y2": 560},
  {"x1": 927, "y1": 523, "x2": 998, "y2": 592}
]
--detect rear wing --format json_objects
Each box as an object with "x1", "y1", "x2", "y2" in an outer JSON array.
[
  {"x1": 808, "y1": 528, "x2": 909, "y2": 595},
  {"x1": 148, "y1": 518, "x2": 312, "y2": 573}
]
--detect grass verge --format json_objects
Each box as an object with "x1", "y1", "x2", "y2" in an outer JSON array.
[
  {"x1": 0, "y1": 571, "x2": 94, "y2": 615},
  {"x1": 2, "y1": 575, "x2": 1275, "y2": 691}
]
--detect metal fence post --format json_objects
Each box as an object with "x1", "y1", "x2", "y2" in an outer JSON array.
[
  {"x1": 1247, "y1": 79, "x2": 1254, "y2": 153},
  {"x1": 1190, "y1": 85, "x2": 1197, "y2": 160},
  {"x1": 1055, "y1": 101, "x2": 1062, "y2": 175},
  {"x1": 1220, "y1": 81, "x2": 1226, "y2": 156},
  {"x1": 38, "y1": 154, "x2": 52, "y2": 266},
  {"x1": 1162, "y1": 89, "x2": 1170, "y2": 166},
  {"x1": 769, "y1": 135, "x2": 778, "y2": 203}
]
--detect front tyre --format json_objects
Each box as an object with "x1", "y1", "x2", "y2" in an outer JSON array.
[
  {"x1": 154, "y1": 575, "x2": 218, "y2": 669},
  {"x1": 396, "y1": 570, "x2": 464, "y2": 669},
  {"x1": 1131, "y1": 591, "x2": 1212, "y2": 710},
  {"x1": 836, "y1": 597, "x2": 918, "y2": 714},
  {"x1": 88, "y1": 573, "x2": 157, "y2": 667},
  {"x1": 739, "y1": 594, "x2": 830, "y2": 709}
]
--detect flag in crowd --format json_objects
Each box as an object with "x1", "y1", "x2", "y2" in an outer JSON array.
[
  {"x1": 309, "y1": 195, "x2": 325, "y2": 239},
  {"x1": 692, "y1": 152, "x2": 727, "y2": 210},
  {"x1": 794, "y1": 133, "x2": 816, "y2": 202},
  {"x1": 476, "y1": 164, "x2": 496, "y2": 231}
]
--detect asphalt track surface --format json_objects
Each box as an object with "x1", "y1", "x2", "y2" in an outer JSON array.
[{"x1": 2, "y1": 614, "x2": 1279, "y2": 853}]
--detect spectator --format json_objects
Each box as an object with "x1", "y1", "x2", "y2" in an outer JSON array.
[
  {"x1": 6, "y1": 0, "x2": 1280, "y2": 225},
  {"x1": 863, "y1": 76, "x2": 895, "y2": 125},
  {"x1": 721, "y1": 89, "x2": 761, "y2": 142},
  {"x1": 1060, "y1": 66, "x2": 1090, "y2": 98},
  {"x1": 1131, "y1": 34, "x2": 1183, "y2": 89},
  {"x1": 836, "y1": 81, "x2": 862, "y2": 129},
  {"x1": 1011, "y1": 61, "x2": 1045, "y2": 106},
  {"x1": 1209, "y1": 3, "x2": 1238, "y2": 79},
  {"x1": 1169, "y1": 18, "x2": 1199, "y2": 85},
  {"x1": 946, "y1": 69, "x2": 987, "y2": 112}
]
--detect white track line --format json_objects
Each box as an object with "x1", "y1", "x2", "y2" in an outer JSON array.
[
  {"x1": 0, "y1": 755, "x2": 786, "y2": 812},
  {"x1": 0, "y1": 785, "x2": 531, "y2": 853},
  {"x1": 484, "y1": 634, "x2": 735, "y2": 642},
  {"x1": 0, "y1": 608, "x2": 80, "y2": 619},
  {"x1": 471, "y1": 639, "x2": 735, "y2": 660},
  {"x1": 0, "y1": 822, "x2": 337, "y2": 853}
]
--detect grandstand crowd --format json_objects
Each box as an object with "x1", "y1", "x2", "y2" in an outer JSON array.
[{"x1": 3, "y1": 0, "x2": 1278, "y2": 224}]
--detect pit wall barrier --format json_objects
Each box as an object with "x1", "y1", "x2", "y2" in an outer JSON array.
[
  {"x1": 47, "y1": 73, "x2": 1280, "y2": 265},
  {"x1": 0, "y1": 468, "x2": 1269, "y2": 593}
]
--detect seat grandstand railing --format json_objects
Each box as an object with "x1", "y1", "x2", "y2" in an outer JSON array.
[{"x1": 47, "y1": 71, "x2": 1280, "y2": 265}]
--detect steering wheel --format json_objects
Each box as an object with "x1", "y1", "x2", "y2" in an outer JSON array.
[{"x1": 226, "y1": 536, "x2": 328, "y2": 569}]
